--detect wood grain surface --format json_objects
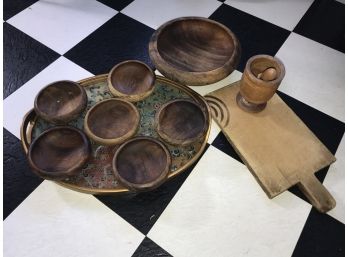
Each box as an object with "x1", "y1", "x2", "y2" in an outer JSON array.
[
  {"x1": 113, "y1": 137, "x2": 171, "y2": 191},
  {"x1": 108, "y1": 60, "x2": 155, "y2": 102},
  {"x1": 149, "y1": 17, "x2": 241, "y2": 86},
  {"x1": 34, "y1": 80, "x2": 87, "y2": 124},
  {"x1": 28, "y1": 126, "x2": 91, "y2": 180},
  {"x1": 155, "y1": 99, "x2": 208, "y2": 145},
  {"x1": 84, "y1": 98, "x2": 140, "y2": 145},
  {"x1": 206, "y1": 81, "x2": 336, "y2": 212}
]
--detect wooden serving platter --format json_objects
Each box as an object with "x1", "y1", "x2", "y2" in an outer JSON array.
[
  {"x1": 21, "y1": 75, "x2": 211, "y2": 194},
  {"x1": 206, "y1": 81, "x2": 336, "y2": 213}
]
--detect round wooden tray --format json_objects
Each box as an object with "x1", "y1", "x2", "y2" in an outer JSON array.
[{"x1": 21, "y1": 74, "x2": 211, "y2": 194}]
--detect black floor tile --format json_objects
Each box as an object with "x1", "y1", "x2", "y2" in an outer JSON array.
[
  {"x1": 95, "y1": 144, "x2": 209, "y2": 235},
  {"x1": 4, "y1": 0, "x2": 38, "y2": 21},
  {"x1": 3, "y1": 128, "x2": 43, "y2": 219},
  {"x1": 292, "y1": 208, "x2": 345, "y2": 257},
  {"x1": 294, "y1": 0, "x2": 345, "y2": 53},
  {"x1": 132, "y1": 237, "x2": 172, "y2": 257},
  {"x1": 64, "y1": 13, "x2": 155, "y2": 75},
  {"x1": 211, "y1": 132, "x2": 243, "y2": 164},
  {"x1": 3, "y1": 23, "x2": 60, "y2": 99},
  {"x1": 209, "y1": 4, "x2": 290, "y2": 72},
  {"x1": 97, "y1": 0, "x2": 134, "y2": 11}
]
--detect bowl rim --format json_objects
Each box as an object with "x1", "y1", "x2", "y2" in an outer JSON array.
[
  {"x1": 155, "y1": 98, "x2": 208, "y2": 145},
  {"x1": 34, "y1": 80, "x2": 87, "y2": 124},
  {"x1": 112, "y1": 136, "x2": 171, "y2": 191},
  {"x1": 244, "y1": 54, "x2": 286, "y2": 87},
  {"x1": 84, "y1": 98, "x2": 140, "y2": 145},
  {"x1": 107, "y1": 60, "x2": 156, "y2": 102},
  {"x1": 28, "y1": 126, "x2": 91, "y2": 179},
  {"x1": 149, "y1": 16, "x2": 241, "y2": 86}
]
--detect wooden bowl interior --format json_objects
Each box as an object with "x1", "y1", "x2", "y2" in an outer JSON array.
[
  {"x1": 115, "y1": 138, "x2": 169, "y2": 184},
  {"x1": 87, "y1": 100, "x2": 138, "y2": 139},
  {"x1": 36, "y1": 81, "x2": 85, "y2": 118},
  {"x1": 249, "y1": 57, "x2": 282, "y2": 79},
  {"x1": 158, "y1": 100, "x2": 206, "y2": 143},
  {"x1": 110, "y1": 62, "x2": 154, "y2": 95},
  {"x1": 30, "y1": 128, "x2": 89, "y2": 173},
  {"x1": 157, "y1": 19, "x2": 235, "y2": 72}
]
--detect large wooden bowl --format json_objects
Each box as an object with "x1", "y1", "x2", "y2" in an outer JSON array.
[
  {"x1": 108, "y1": 60, "x2": 155, "y2": 102},
  {"x1": 113, "y1": 137, "x2": 171, "y2": 191},
  {"x1": 84, "y1": 99, "x2": 140, "y2": 145},
  {"x1": 34, "y1": 80, "x2": 87, "y2": 124},
  {"x1": 149, "y1": 17, "x2": 241, "y2": 86},
  {"x1": 28, "y1": 126, "x2": 91, "y2": 180},
  {"x1": 155, "y1": 99, "x2": 208, "y2": 145}
]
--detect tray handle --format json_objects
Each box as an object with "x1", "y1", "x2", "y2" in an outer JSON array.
[
  {"x1": 20, "y1": 109, "x2": 37, "y2": 153},
  {"x1": 298, "y1": 173, "x2": 336, "y2": 213}
]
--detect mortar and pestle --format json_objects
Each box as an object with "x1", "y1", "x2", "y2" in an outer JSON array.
[{"x1": 236, "y1": 55, "x2": 285, "y2": 113}]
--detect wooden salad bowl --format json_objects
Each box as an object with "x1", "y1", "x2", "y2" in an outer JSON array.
[
  {"x1": 155, "y1": 99, "x2": 208, "y2": 145},
  {"x1": 108, "y1": 60, "x2": 155, "y2": 102},
  {"x1": 149, "y1": 16, "x2": 241, "y2": 86},
  {"x1": 113, "y1": 137, "x2": 171, "y2": 191},
  {"x1": 28, "y1": 126, "x2": 91, "y2": 180},
  {"x1": 34, "y1": 80, "x2": 87, "y2": 124},
  {"x1": 84, "y1": 98, "x2": 140, "y2": 145}
]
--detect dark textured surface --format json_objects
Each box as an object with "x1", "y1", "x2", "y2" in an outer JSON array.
[
  {"x1": 96, "y1": 144, "x2": 209, "y2": 235},
  {"x1": 294, "y1": 0, "x2": 345, "y2": 53},
  {"x1": 3, "y1": 0, "x2": 38, "y2": 21},
  {"x1": 212, "y1": 132, "x2": 243, "y2": 164},
  {"x1": 209, "y1": 4, "x2": 290, "y2": 72},
  {"x1": 292, "y1": 208, "x2": 345, "y2": 257},
  {"x1": 97, "y1": 0, "x2": 134, "y2": 11},
  {"x1": 3, "y1": 22, "x2": 60, "y2": 99},
  {"x1": 64, "y1": 13, "x2": 155, "y2": 75},
  {"x1": 132, "y1": 237, "x2": 172, "y2": 257},
  {"x1": 3, "y1": 128, "x2": 43, "y2": 219}
]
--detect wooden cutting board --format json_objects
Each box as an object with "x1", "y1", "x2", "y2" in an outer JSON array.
[{"x1": 206, "y1": 81, "x2": 336, "y2": 213}]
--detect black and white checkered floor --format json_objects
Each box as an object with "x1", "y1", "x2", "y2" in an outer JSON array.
[{"x1": 3, "y1": 0, "x2": 345, "y2": 256}]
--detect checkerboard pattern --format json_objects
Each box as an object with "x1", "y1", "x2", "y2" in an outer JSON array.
[{"x1": 3, "y1": 1, "x2": 345, "y2": 256}]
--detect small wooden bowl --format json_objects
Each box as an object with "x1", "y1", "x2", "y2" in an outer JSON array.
[
  {"x1": 108, "y1": 60, "x2": 155, "y2": 102},
  {"x1": 149, "y1": 17, "x2": 241, "y2": 86},
  {"x1": 113, "y1": 137, "x2": 171, "y2": 191},
  {"x1": 155, "y1": 99, "x2": 208, "y2": 145},
  {"x1": 84, "y1": 99, "x2": 140, "y2": 145},
  {"x1": 34, "y1": 80, "x2": 87, "y2": 124},
  {"x1": 28, "y1": 126, "x2": 91, "y2": 180}
]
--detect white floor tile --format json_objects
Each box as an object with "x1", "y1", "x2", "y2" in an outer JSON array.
[
  {"x1": 207, "y1": 120, "x2": 221, "y2": 144},
  {"x1": 189, "y1": 70, "x2": 242, "y2": 96},
  {"x1": 324, "y1": 135, "x2": 345, "y2": 223},
  {"x1": 4, "y1": 57, "x2": 93, "y2": 138},
  {"x1": 122, "y1": 0, "x2": 221, "y2": 29},
  {"x1": 225, "y1": 0, "x2": 313, "y2": 31},
  {"x1": 7, "y1": 0, "x2": 117, "y2": 54},
  {"x1": 276, "y1": 33, "x2": 345, "y2": 122},
  {"x1": 148, "y1": 146, "x2": 311, "y2": 257},
  {"x1": 4, "y1": 181, "x2": 144, "y2": 257}
]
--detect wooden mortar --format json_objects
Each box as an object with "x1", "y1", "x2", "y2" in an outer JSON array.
[{"x1": 237, "y1": 55, "x2": 285, "y2": 113}]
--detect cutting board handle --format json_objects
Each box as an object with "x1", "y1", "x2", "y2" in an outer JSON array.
[{"x1": 298, "y1": 174, "x2": 336, "y2": 213}]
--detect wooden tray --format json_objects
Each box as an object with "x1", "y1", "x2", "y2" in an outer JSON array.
[
  {"x1": 21, "y1": 75, "x2": 211, "y2": 194},
  {"x1": 206, "y1": 81, "x2": 336, "y2": 213}
]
